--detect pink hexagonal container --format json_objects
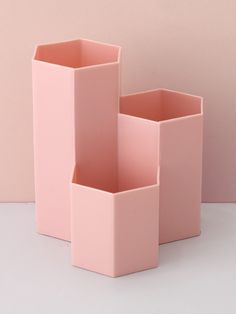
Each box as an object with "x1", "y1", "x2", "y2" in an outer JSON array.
[
  {"x1": 120, "y1": 89, "x2": 203, "y2": 244},
  {"x1": 32, "y1": 39, "x2": 121, "y2": 241},
  {"x1": 70, "y1": 111, "x2": 160, "y2": 277}
]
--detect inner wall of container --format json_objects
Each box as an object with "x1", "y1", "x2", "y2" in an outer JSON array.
[
  {"x1": 72, "y1": 115, "x2": 159, "y2": 193},
  {"x1": 73, "y1": 163, "x2": 158, "y2": 193},
  {"x1": 34, "y1": 39, "x2": 119, "y2": 68},
  {"x1": 120, "y1": 89, "x2": 202, "y2": 122}
]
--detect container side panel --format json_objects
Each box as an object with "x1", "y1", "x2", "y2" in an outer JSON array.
[
  {"x1": 75, "y1": 64, "x2": 120, "y2": 193},
  {"x1": 114, "y1": 186, "x2": 159, "y2": 276},
  {"x1": 159, "y1": 115, "x2": 203, "y2": 243},
  {"x1": 118, "y1": 115, "x2": 159, "y2": 191},
  {"x1": 32, "y1": 61, "x2": 74, "y2": 240},
  {"x1": 71, "y1": 185, "x2": 114, "y2": 276}
]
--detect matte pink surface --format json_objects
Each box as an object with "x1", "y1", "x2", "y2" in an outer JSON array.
[
  {"x1": 32, "y1": 39, "x2": 121, "y2": 240},
  {"x1": 74, "y1": 62, "x2": 120, "y2": 192},
  {"x1": 71, "y1": 167, "x2": 159, "y2": 277},
  {"x1": 118, "y1": 114, "x2": 159, "y2": 192},
  {"x1": 120, "y1": 89, "x2": 203, "y2": 243},
  {"x1": 32, "y1": 61, "x2": 74, "y2": 241}
]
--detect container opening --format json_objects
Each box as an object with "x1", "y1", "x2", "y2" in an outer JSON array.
[
  {"x1": 120, "y1": 89, "x2": 202, "y2": 122},
  {"x1": 34, "y1": 39, "x2": 120, "y2": 68},
  {"x1": 72, "y1": 163, "x2": 158, "y2": 194}
]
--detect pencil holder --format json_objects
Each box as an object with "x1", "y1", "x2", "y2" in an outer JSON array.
[
  {"x1": 32, "y1": 38, "x2": 203, "y2": 277},
  {"x1": 32, "y1": 39, "x2": 121, "y2": 240},
  {"x1": 120, "y1": 89, "x2": 203, "y2": 244}
]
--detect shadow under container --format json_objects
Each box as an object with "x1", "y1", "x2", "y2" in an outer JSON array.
[
  {"x1": 71, "y1": 164, "x2": 159, "y2": 277},
  {"x1": 32, "y1": 39, "x2": 121, "y2": 241},
  {"x1": 120, "y1": 89, "x2": 203, "y2": 244}
]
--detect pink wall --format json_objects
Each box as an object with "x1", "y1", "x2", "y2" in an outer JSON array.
[{"x1": 1, "y1": 0, "x2": 236, "y2": 202}]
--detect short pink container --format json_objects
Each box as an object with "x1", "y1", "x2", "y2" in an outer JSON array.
[
  {"x1": 71, "y1": 114, "x2": 159, "y2": 277},
  {"x1": 120, "y1": 89, "x2": 203, "y2": 244},
  {"x1": 71, "y1": 165, "x2": 159, "y2": 277},
  {"x1": 32, "y1": 39, "x2": 121, "y2": 241}
]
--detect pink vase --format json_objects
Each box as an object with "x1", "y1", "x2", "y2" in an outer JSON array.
[
  {"x1": 32, "y1": 39, "x2": 121, "y2": 241},
  {"x1": 120, "y1": 89, "x2": 203, "y2": 244}
]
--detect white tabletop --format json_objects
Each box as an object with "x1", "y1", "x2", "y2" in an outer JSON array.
[{"x1": 0, "y1": 203, "x2": 235, "y2": 314}]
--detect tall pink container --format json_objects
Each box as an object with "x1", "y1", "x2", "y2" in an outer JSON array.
[
  {"x1": 71, "y1": 113, "x2": 160, "y2": 276},
  {"x1": 32, "y1": 39, "x2": 121, "y2": 241},
  {"x1": 120, "y1": 89, "x2": 203, "y2": 244}
]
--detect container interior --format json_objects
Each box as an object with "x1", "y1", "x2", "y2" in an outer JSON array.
[
  {"x1": 120, "y1": 89, "x2": 202, "y2": 121},
  {"x1": 72, "y1": 161, "x2": 158, "y2": 194},
  {"x1": 34, "y1": 39, "x2": 120, "y2": 68},
  {"x1": 72, "y1": 111, "x2": 159, "y2": 194}
]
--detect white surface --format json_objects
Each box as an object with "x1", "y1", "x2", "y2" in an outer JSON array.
[{"x1": 0, "y1": 203, "x2": 236, "y2": 314}]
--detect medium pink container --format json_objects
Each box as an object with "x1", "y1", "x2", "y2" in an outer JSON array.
[
  {"x1": 71, "y1": 114, "x2": 159, "y2": 277},
  {"x1": 120, "y1": 89, "x2": 203, "y2": 244},
  {"x1": 32, "y1": 39, "x2": 121, "y2": 241}
]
